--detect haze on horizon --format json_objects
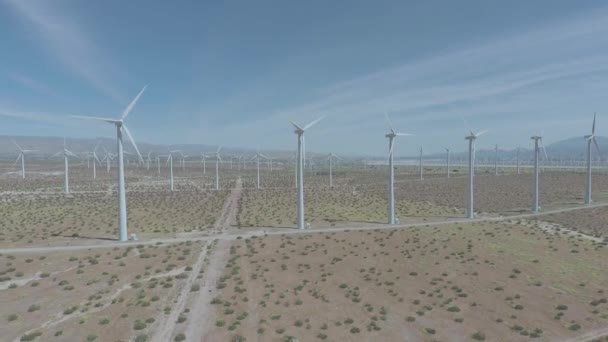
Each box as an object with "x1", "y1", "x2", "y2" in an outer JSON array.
[{"x1": 1, "y1": 0, "x2": 607, "y2": 157}]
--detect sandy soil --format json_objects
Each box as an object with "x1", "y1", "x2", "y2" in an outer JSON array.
[{"x1": 206, "y1": 221, "x2": 608, "y2": 341}]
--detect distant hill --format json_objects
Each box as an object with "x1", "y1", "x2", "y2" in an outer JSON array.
[
  {"x1": 0, "y1": 135, "x2": 605, "y2": 161},
  {"x1": 396, "y1": 136, "x2": 608, "y2": 162},
  {"x1": 0, "y1": 135, "x2": 300, "y2": 161}
]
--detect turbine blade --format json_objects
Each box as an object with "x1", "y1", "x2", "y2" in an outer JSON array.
[
  {"x1": 303, "y1": 116, "x2": 324, "y2": 130},
  {"x1": 12, "y1": 140, "x2": 23, "y2": 152},
  {"x1": 593, "y1": 137, "x2": 601, "y2": 155},
  {"x1": 14, "y1": 154, "x2": 22, "y2": 165},
  {"x1": 216, "y1": 146, "x2": 222, "y2": 154},
  {"x1": 475, "y1": 130, "x2": 488, "y2": 137},
  {"x1": 72, "y1": 115, "x2": 120, "y2": 124},
  {"x1": 289, "y1": 120, "x2": 303, "y2": 131},
  {"x1": 384, "y1": 113, "x2": 394, "y2": 131},
  {"x1": 395, "y1": 132, "x2": 412, "y2": 136},
  {"x1": 51, "y1": 151, "x2": 62, "y2": 158},
  {"x1": 121, "y1": 85, "x2": 147, "y2": 120},
  {"x1": 540, "y1": 139, "x2": 549, "y2": 161},
  {"x1": 122, "y1": 124, "x2": 144, "y2": 163},
  {"x1": 592, "y1": 113, "x2": 597, "y2": 135}
]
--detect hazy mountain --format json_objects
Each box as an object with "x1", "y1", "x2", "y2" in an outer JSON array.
[{"x1": 0, "y1": 135, "x2": 605, "y2": 161}]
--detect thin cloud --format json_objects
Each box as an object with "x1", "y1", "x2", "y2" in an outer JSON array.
[{"x1": 6, "y1": 0, "x2": 126, "y2": 102}]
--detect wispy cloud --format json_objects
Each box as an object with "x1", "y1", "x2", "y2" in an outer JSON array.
[
  {"x1": 184, "y1": 6, "x2": 608, "y2": 154},
  {"x1": 276, "y1": 9, "x2": 608, "y2": 125},
  {"x1": 6, "y1": 0, "x2": 126, "y2": 102}
]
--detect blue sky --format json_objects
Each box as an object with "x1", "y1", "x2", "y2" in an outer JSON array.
[{"x1": 1, "y1": 0, "x2": 607, "y2": 156}]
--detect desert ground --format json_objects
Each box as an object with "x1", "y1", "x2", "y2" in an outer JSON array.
[{"x1": 1, "y1": 159, "x2": 607, "y2": 342}]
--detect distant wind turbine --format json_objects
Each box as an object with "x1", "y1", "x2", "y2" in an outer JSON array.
[
  {"x1": 445, "y1": 148, "x2": 450, "y2": 179},
  {"x1": 252, "y1": 152, "x2": 269, "y2": 189},
  {"x1": 531, "y1": 133, "x2": 548, "y2": 212},
  {"x1": 73, "y1": 86, "x2": 146, "y2": 242},
  {"x1": 465, "y1": 124, "x2": 487, "y2": 219},
  {"x1": 290, "y1": 116, "x2": 324, "y2": 229},
  {"x1": 327, "y1": 152, "x2": 341, "y2": 188},
  {"x1": 214, "y1": 146, "x2": 222, "y2": 191},
  {"x1": 385, "y1": 114, "x2": 412, "y2": 225},
  {"x1": 419, "y1": 146, "x2": 424, "y2": 180},
  {"x1": 494, "y1": 144, "x2": 499, "y2": 176},
  {"x1": 85, "y1": 142, "x2": 101, "y2": 180},
  {"x1": 13, "y1": 140, "x2": 38, "y2": 179},
  {"x1": 52, "y1": 139, "x2": 77, "y2": 194},
  {"x1": 585, "y1": 113, "x2": 601, "y2": 205},
  {"x1": 166, "y1": 150, "x2": 181, "y2": 191}
]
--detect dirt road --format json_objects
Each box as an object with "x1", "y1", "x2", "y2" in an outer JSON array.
[{"x1": 151, "y1": 177, "x2": 242, "y2": 342}]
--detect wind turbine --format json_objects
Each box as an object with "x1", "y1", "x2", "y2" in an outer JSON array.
[
  {"x1": 73, "y1": 86, "x2": 146, "y2": 242},
  {"x1": 200, "y1": 153, "x2": 207, "y2": 176},
  {"x1": 290, "y1": 116, "x2": 324, "y2": 229},
  {"x1": 85, "y1": 142, "x2": 101, "y2": 180},
  {"x1": 465, "y1": 125, "x2": 487, "y2": 219},
  {"x1": 166, "y1": 150, "x2": 181, "y2": 191},
  {"x1": 13, "y1": 140, "x2": 38, "y2": 179},
  {"x1": 419, "y1": 146, "x2": 424, "y2": 180},
  {"x1": 327, "y1": 152, "x2": 341, "y2": 188},
  {"x1": 252, "y1": 152, "x2": 269, "y2": 189},
  {"x1": 516, "y1": 146, "x2": 521, "y2": 175},
  {"x1": 445, "y1": 148, "x2": 450, "y2": 179},
  {"x1": 214, "y1": 146, "x2": 222, "y2": 191},
  {"x1": 494, "y1": 144, "x2": 499, "y2": 176},
  {"x1": 385, "y1": 114, "x2": 412, "y2": 225},
  {"x1": 531, "y1": 133, "x2": 548, "y2": 212},
  {"x1": 146, "y1": 151, "x2": 152, "y2": 171},
  {"x1": 585, "y1": 113, "x2": 601, "y2": 205},
  {"x1": 52, "y1": 139, "x2": 78, "y2": 194}
]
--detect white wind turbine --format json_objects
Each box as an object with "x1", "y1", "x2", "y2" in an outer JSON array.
[
  {"x1": 73, "y1": 86, "x2": 146, "y2": 242},
  {"x1": 52, "y1": 139, "x2": 78, "y2": 194},
  {"x1": 85, "y1": 142, "x2": 101, "y2": 180},
  {"x1": 585, "y1": 113, "x2": 601, "y2": 205},
  {"x1": 146, "y1": 151, "x2": 152, "y2": 171},
  {"x1": 13, "y1": 140, "x2": 38, "y2": 179},
  {"x1": 385, "y1": 114, "x2": 412, "y2": 225},
  {"x1": 214, "y1": 146, "x2": 222, "y2": 191},
  {"x1": 531, "y1": 132, "x2": 548, "y2": 212},
  {"x1": 465, "y1": 124, "x2": 487, "y2": 219},
  {"x1": 419, "y1": 146, "x2": 424, "y2": 180},
  {"x1": 445, "y1": 148, "x2": 450, "y2": 179},
  {"x1": 200, "y1": 152, "x2": 207, "y2": 176},
  {"x1": 166, "y1": 149, "x2": 181, "y2": 191},
  {"x1": 494, "y1": 144, "x2": 499, "y2": 175},
  {"x1": 252, "y1": 151, "x2": 269, "y2": 189},
  {"x1": 290, "y1": 116, "x2": 324, "y2": 229},
  {"x1": 327, "y1": 152, "x2": 341, "y2": 188},
  {"x1": 516, "y1": 146, "x2": 521, "y2": 175}
]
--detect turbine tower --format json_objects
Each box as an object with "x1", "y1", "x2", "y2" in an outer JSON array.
[
  {"x1": 73, "y1": 86, "x2": 146, "y2": 242},
  {"x1": 531, "y1": 133, "x2": 548, "y2": 212},
  {"x1": 494, "y1": 144, "x2": 499, "y2": 176},
  {"x1": 166, "y1": 150, "x2": 180, "y2": 191},
  {"x1": 200, "y1": 153, "x2": 207, "y2": 176},
  {"x1": 53, "y1": 139, "x2": 77, "y2": 194},
  {"x1": 13, "y1": 140, "x2": 37, "y2": 179},
  {"x1": 327, "y1": 153, "x2": 341, "y2": 188},
  {"x1": 585, "y1": 114, "x2": 601, "y2": 205},
  {"x1": 85, "y1": 142, "x2": 101, "y2": 180},
  {"x1": 419, "y1": 146, "x2": 424, "y2": 180},
  {"x1": 465, "y1": 127, "x2": 487, "y2": 219},
  {"x1": 445, "y1": 148, "x2": 450, "y2": 179},
  {"x1": 252, "y1": 152, "x2": 269, "y2": 189},
  {"x1": 516, "y1": 147, "x2": 521, "y2": 175},
  {"x1": 290, "y1": 116, "x2": 324, "y2": 229},
  {"x1": 214, "y1": 146, "x2": 222, "y2": 191},
  {"x1": 385, "y1": 114, "x2": 412, "y2": 225}
]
